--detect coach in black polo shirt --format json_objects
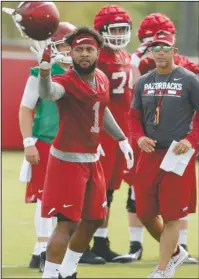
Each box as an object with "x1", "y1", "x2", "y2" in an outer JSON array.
[{"x1": 128, "y1": 30, "x2": 199, "y2": 278}]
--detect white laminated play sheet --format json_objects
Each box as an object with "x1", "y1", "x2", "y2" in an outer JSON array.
[
  {"x1": 160, "y1": 140, "x2": 195, "y2": 176},
  {"x1": 19, "y1": 157, "x2": 32, "y2": 183}
]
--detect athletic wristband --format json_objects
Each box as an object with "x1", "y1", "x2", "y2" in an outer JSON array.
[
  {"x1": 39, "y1": 61, "x2": 51, "y2": 70},
  {"x1": 23, "y1": 137, "x2": 36, "y2": 147}
]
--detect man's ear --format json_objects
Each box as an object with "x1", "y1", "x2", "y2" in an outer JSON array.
[
  {"x1": 97, "y1": 48, "x2": 101, "y2": 59},
  {"x1": 174, "y1": 48, "x2": 178, "y2": 55},
  {"x1": 148, "y1": 48, "x2": 153, "y2": 56}
]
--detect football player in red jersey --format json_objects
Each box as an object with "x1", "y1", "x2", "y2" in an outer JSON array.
[
  {"x1": 90, "y1": 5, "x2": 140, "y2": 263},
  {"x1": 37, "y1": 27, "x2": 133, "y2": 278},
  {"x1": 126, "y1": 12, "x2": 199, "y2": 263},
  {"x1": 19, "y1": 22, "x2": 76, "y2": 272},
  {"x1": 19, "y1": 21, "x2": 105, "y2": 271}
]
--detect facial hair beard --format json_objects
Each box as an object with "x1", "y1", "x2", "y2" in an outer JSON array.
[{"x1": 73, "y1": 59, "x2": 97, "y2": 75}]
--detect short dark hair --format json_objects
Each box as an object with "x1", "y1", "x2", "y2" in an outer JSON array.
[{"x1": 65, "y1": 26, "x2": 104, "y2": 48}]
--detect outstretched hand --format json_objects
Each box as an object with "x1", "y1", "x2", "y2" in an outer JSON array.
[
  {"x1": 30, "y1": 39, "x2": 52, "y2": 70},
  {"x1": 172, "y1": 139, "x2": 192, "y2": 155}
]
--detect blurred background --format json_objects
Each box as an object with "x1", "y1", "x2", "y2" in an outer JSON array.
[{"x1": 2, "y1": 1, "x2": 199, "y2": 55}]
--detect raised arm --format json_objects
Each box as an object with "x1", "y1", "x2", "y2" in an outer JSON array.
[
  {"x1": 38, "y1": 73, "x2": 65, "y2": 101},
  {"x1": 30, "y1": 40, "x2": 65, "y2": 101}
]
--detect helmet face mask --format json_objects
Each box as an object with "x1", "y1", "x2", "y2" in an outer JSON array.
[
  {"x1": 102, "y1": 22, "x2": 131, "y2": 50},
  {"x1": 93, "y1": 5, "x2": 132, "y2": 50},
  {"x1": 52, "y1": 40, "x2": 72, "y2": 64},
  {"x1": 51, "y1": 22, "x2": 76, "y2": 64}
]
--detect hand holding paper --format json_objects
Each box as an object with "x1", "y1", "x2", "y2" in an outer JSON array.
[
  {"x1": 172, "y1": 139, "x2": 192, "y2": 155},
  {"x1": 160, "y1": 140, "x2": 195, "y2": 176}
]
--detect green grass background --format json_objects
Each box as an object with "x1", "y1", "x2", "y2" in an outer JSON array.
[{"x1": 2, "y1": 151, "x2": 199, "y2": 278}]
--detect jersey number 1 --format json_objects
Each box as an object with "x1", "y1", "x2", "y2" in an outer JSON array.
[{"x1": 91, "y1": 101, "x2": 100, "y2": 133}]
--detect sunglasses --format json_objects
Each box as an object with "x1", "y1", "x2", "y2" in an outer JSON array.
[{"x1": 152, "y1": 45, "x2": 174, "y2": 52}]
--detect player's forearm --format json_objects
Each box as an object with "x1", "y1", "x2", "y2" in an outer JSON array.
[
  {"x1": 103, "y1": 107, "x2": 126, "y2": 141},
  {"x1": 38, "y1": 74, "x2": 65, "y2": 101},
  {"x1": 40, "y1": 68, "x2": 51, "y2": 78},
  {"x1": 128, "y1": 109, "x2": 145, "y2": 141},
  {"x1": 185, "y1": 111, "x2": 199, "y2": 148},
  {"x1": 19, "y1": 105, "x2": 34, "y2": 138}
]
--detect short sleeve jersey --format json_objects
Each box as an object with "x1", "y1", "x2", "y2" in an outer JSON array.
[{"x1": 52, "y1": 69, "x2": 110, "y2": 153}]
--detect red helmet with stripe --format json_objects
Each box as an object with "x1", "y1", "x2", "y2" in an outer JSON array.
[
  {"x1": 94, "y1": 5, "x2": 132, "y2": 50},
  {"x1": 12, "y1": 2, "x2": 60, "y2": 40},
  {"x1": 138, "y1": 13, "x2": 176, "y2": 42}
]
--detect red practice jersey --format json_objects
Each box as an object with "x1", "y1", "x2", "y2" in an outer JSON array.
[
  {"x1": 52, "y1": 69, "x2": 109, "y2": 153},
  {"x1": 98, "y1": 47, "x2": 140, "y2": 135},
  {"x1": 139, "y1": 54, "x2": 199, "y2": 75}
]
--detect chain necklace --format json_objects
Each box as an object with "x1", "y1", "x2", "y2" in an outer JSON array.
[{"x1": 154, "y1": 65, "x2": 178, "y2": 125}]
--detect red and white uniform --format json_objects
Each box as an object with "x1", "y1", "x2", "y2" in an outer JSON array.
[
  {"x1": 41, "y1": 69, "x2": 110, "y2": 222},
  {"x1": 98, "y1": 48, "x2": 140, "y2": 190}
]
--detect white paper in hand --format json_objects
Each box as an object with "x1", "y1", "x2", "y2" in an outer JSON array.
[
  {"x1": 160, "y1": 140, "x2": 195, "y2": 176},
  {"x1": 19, "y1": 157, "x2": 32, "y2": 183}
]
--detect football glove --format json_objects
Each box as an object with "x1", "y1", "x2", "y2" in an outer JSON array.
[
  {"x1": 119, "y1": 139, "x2": 134, "y2": 169},
  {"x1": 30, "y1": 40, "x2": 52, "y2": 70}
]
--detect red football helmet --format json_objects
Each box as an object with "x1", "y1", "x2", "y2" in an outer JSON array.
[
  {"x1": 51, "y1": 22, "x2": 76, "y2": 64},
  {"x1": 3, "y1": 2, "x2": 60, "y2": 41},
  {"x1": 94, "y1": 5, "x2": 132, "y2": 50},
  {"x1": 138, "y1": 13, "x2": 176, "y2": 42}
]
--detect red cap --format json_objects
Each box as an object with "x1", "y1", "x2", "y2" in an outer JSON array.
[{"x1": 151, "y1": 31, "x2": 175, "y2": 46}]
